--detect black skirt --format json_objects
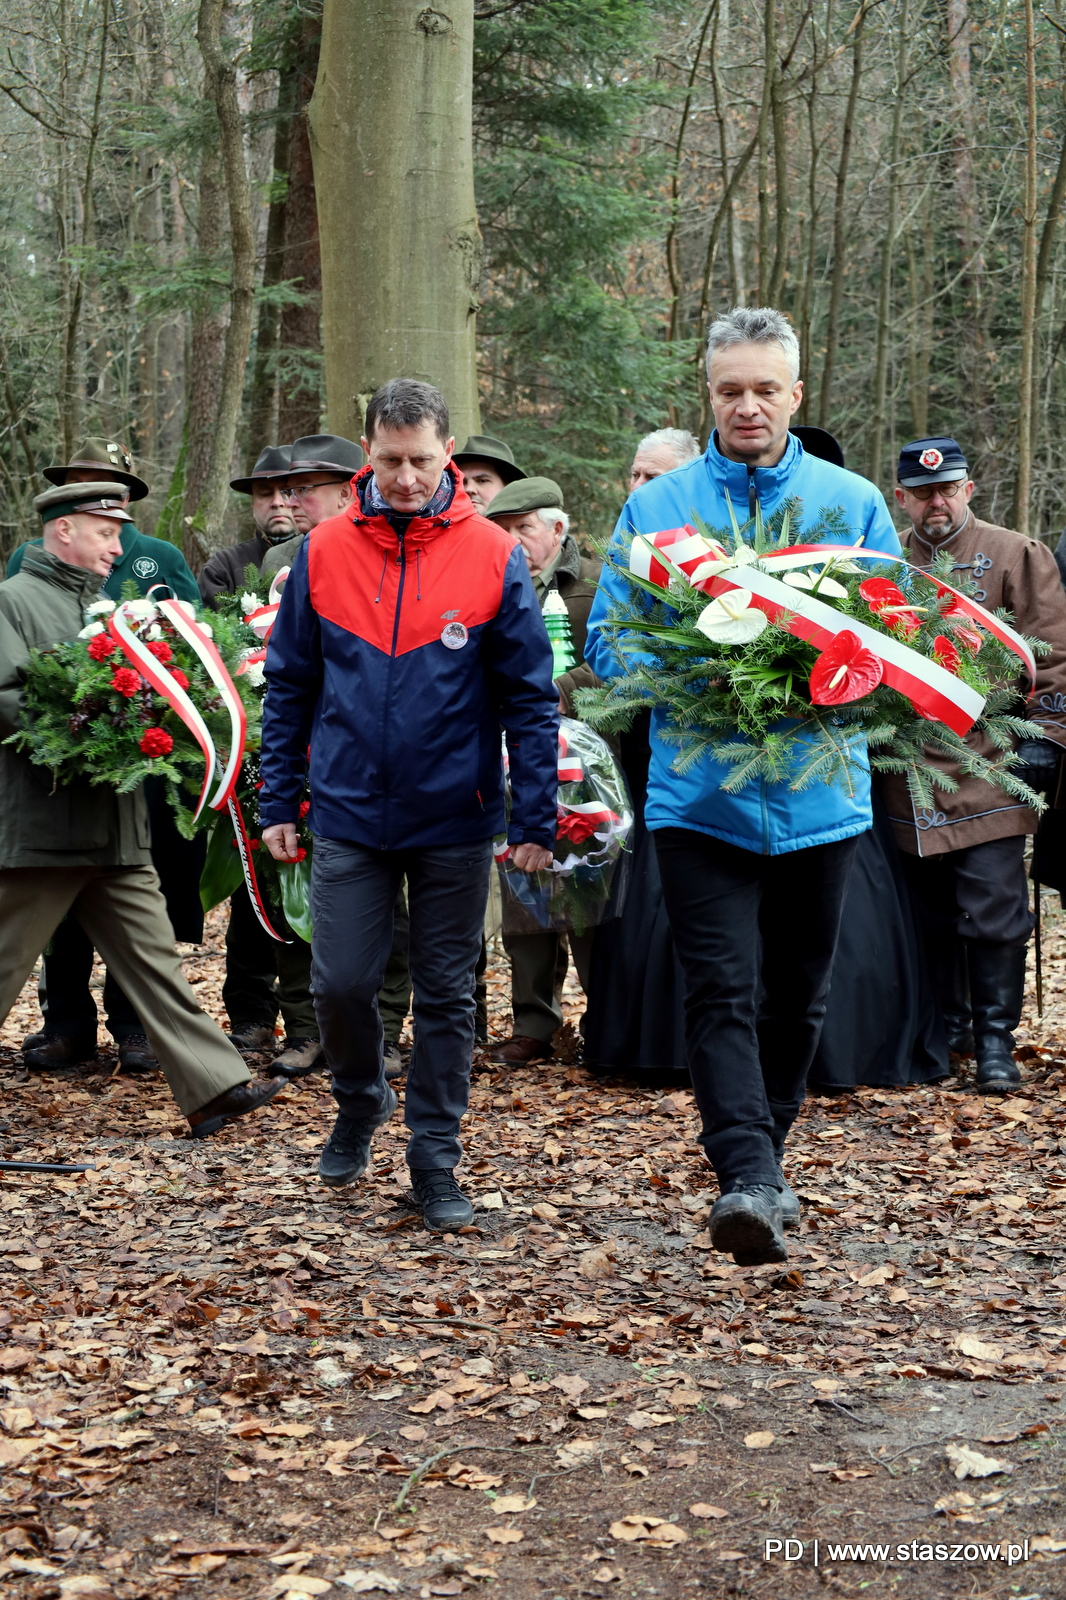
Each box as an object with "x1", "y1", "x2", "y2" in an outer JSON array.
[
  {"x1": 582, "y1": 715, "x2": 688, "y2": 1079},
  {"x1": 808, "y1": 799, "x2": 949, "y2": 1091}
]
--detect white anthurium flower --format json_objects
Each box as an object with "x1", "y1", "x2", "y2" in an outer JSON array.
[
  {"x1": 695, "y1": 588, "x2": 769, "y2": 644},
  {"x1": 782, "y1": 569, "x2": 815, "y2": 591},
  {"x1": 812, "y1": 574, "x2": 849, "y2": 599},
  {"x1": 124, "y1": 598, "x2": 158, "y2": 622},
  {"x1": 730, "y1": 543, "x2": 758, "y2": 565},
  {"x1": 239, "y1": 591, "x2": 260, "y2": 615},
  {"x1": 782, "y1": 568, "x2": 849, "y2": 599},
  {"x1": 85, "y1": 597, "x2": 116, "y2": 617},
  {"x1": 78, "y1": 622, "x2": 105, "y2": 639}
]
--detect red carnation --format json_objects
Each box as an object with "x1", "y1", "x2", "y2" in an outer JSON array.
[
  {"x1": 809, "y1": 630, "x2": 884, "y2": 705},
  {"x1": 933, "y1": 635, "x2": 961, "y2": 674},
  {"x1": 87, "y1": 633, "x2": 116, "y2": 661},
  {"x1": 299, "y1": 800, "x2": 311, "y2": 818},
  {"x1": 146, "y1": 640, "x2": 174, "y2": 665},
  {"x1": 293, "y1": 847, "x2": 307, "y2": 862},
  {"x1": 110, "y1": 667, "x2": 142, "y2": 698},
  {"x1": 170, "y1": 668, "x2": 189, "y2": 690},
  {"x1": 139, "y1": 727, "x2": 174, "y2": 758}
]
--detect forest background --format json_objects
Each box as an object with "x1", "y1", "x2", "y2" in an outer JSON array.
[{"x1": 0, "y1": 0, "x2": 1061, "y2": 570}]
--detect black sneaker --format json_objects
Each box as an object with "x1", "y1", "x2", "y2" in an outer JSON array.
[
  {"x1": 709, "y1": 1184, "x2": 788, "y2": 1266},
  {"x1": 410, "y1": 1168, "x2": 474, "y2": 1232},
  {"x1": 317, "y1": 1086, "x2": 398, "y2": 1188}
]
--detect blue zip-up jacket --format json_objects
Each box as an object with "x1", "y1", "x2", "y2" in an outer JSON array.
[
  {"x1": 259, "y1": 465, "x2": 559, "y2": 850},
  {"x1": 585, "y1": 432, "x2": 903, "y2": 856}
]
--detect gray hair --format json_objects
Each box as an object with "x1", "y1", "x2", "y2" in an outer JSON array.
[
  {"x1": 705, "y1": 306, "x2": 801, "y2": 383},
  {"x1": 364, "y1": 378, "x2": 450, "y2": 443},
  {"x1": 635, "y1": 427, "x2": 702, "y2": 469},
  {"x1": 536, "y1": 507, "x2": 570, "y2": 539}
]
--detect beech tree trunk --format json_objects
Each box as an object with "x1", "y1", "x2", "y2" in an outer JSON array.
[
  {"x1": 278, "y1": 11, "x2": 324, "y2": 443},
  {"x1": 818, "y1": 5, "x2": 865, "y2": 429},
  {"x1": 1011, "y1": 0, "x2": 1038, "y2": 535},
  {"x1": 187, "y1": 0, "x2": 258, "y2": 565},
  {"x1": 308, "y1": 0, "x2": 482, "y2": 444}
]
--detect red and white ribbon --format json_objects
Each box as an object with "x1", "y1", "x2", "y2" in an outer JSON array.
[
  {"x1": 630, "y1": 529, "x2": 1035, "y2": 738},
  {"x1": 228, "y1": 796, "x2": 288, "y2": 942},
  {"x1": 156, "y1": 599, "x2": 246, "y2": 811},
  {"x1": 558, "y1": 732, "x2": 584, "y2": 783},
  {"x1": 107, "y1": 599, "x2": 248, "y2": 820}
]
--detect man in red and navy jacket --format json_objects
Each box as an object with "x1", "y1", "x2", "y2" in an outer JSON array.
[{"x1": 259, "y1": 379, "x2": 558, "y2": 1230}]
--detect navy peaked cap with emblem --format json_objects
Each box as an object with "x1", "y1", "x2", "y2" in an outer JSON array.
[{"x1": 897, "y1": 436, "x2": 969, "y2": 487}]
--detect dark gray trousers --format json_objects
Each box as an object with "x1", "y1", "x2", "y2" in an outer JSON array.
[{"x1": 310, "y1": 836, "x2": 492, "y2": 1170}]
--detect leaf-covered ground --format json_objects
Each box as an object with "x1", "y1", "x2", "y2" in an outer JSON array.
[{"x1": 1, "y1": 907, "x2": 1066, "y2": 1599}]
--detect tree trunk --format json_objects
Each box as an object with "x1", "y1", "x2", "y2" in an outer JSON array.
[
  {"x1": 188, "y1": 0, "x2": 258, "y2": 564},
  {"x1": 866, "y1": 0, "x2": 908, "y2": 487},
  {"x1": 309, "y1": 0, "x2": 482, "y2": 445},
  {"x1": 665, "y1": 2, "x2": 717, "y2": 345},
  {"x1": 756, "y1": 0, "x2": 775, "y2": 302},
  {"x1": 1011, "y1": 0, "x2": 1038, "y2": 535},
  {"x1": 182, "y1": 138, "x2": 228, "y2": 563},
  {"x1": 817, "y1": 3, "x2": 865, "y2": 429},
  {"x1": 277, "y1": 10, "x2": 324, "y2": 443},
  {"x1": 244, "y1": 82, "x2": 293, "y2": 467}
]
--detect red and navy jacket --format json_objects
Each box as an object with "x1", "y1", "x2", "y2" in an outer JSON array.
[{"x1": 259, "y1": 464, "x2": 559, "y2": 850}]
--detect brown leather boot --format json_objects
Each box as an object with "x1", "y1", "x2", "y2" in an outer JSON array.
[
  {"x1": 273, "y1": 1037, "x2": 324, "y2": 1078},
  {"x1": 488, "y1": 1035, "x2": 553, "y2": 1065},
  {"x1": 187, "y1": 1077, "x2": 285, "y2": 1138},
  {"x1": 23, "y1": 1033, "x2": 97, "y2": 1070},
  {"x1": 116, "y1": 1034, "x2": 158, "y2": 1073}
]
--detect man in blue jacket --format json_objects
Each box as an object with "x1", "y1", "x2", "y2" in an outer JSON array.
[
  {"x1": 586, "y1": 307, "x2": 901, "y2": 1266},
  {"x1": 259, "y1": 380, "x2": 558, "y2": 1231}
]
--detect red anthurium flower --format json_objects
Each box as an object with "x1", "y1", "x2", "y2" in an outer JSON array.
[
  {"x1": 859, "y1": 575, "x2": 921, "y2": 635},
  {"x1": 809, "y1": 630, "x2": 884, "y2": 705},
  {"x1": 932, "y1": 635, "x2": 961, "y2": 674},
  {"x1": 858, "y1": 577, "x2": 907, "y2": 611},
  {"x1": 952, "y1": 624, "x2": 982, "y2": 653},
  {"x1": 936, "y1": 585, "x2": 965, "y2": 616}
]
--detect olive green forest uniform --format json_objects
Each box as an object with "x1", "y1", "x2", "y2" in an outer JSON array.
[{"x1": 0, "y1": 544, "x2": 251, "y2": 1117}]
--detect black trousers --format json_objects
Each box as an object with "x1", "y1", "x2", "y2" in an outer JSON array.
[
  {"x1": 899, "y1": 835, "x2": 1033, "y2": 947},
  {"x1": 655, "y1": 827, "x2": 860, "y2": 1190}
]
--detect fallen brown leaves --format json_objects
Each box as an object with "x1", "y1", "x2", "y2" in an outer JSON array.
[{"x1": 0, "y1": 910, "x2": 1063, "y2": 1595}]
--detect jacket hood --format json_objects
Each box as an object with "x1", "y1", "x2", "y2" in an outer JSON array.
[
  {"x1": 350, "y1": 461, "x2": 484, "y2": 551},
  {"x1": 21, "y1": 544, "x2": 105, "y2": 604}
]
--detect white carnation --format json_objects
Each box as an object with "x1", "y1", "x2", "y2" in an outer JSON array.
[
  {"x1": 77, "y1": 622, "x2": 105, "y2": 639},
  {"x1": 85, "y1": 598, "x2": 116, "y2": 617},
  {"x1": 124, "y1": 599, "x2": 158, "y2": 622},
  {"x1": 239, "y1": 591, "x2": 260, "y2": 614},
  {"x1": 143, "y1": 624, "x2": 164, "y2": 641},
  {"x1": 243, "y1": 661, "x2": 265, "y2": 687}
]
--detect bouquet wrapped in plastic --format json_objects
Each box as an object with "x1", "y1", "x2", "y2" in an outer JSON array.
[{"x1": 495, "y1": 716, "x2": 633, "y2": 936}]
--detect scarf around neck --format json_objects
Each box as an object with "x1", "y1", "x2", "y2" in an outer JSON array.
[{"x1": 362, "y1": 470, "x2": 455, "y2": 522}]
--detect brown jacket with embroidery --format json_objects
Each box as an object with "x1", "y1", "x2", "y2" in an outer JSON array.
[{"x1": 879, "y1": 513, "x2": 1066, "y2": 857}]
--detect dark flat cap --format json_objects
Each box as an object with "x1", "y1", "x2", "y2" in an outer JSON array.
[
  {"x1": 486, "y1": 476, "x2": 564, "y2": 520},
  {"x1": 288, "y1": 434, "x2": 364, "y2": 476},
  {"x1": 35, "y1": 481, "x2": 135, "y2": 523},
  {"x1": 230, "y1": 444, "x2": 293, "y2": 494},
  {"x1": 44, "y1": 438, "x2": 149, "y2": 501},
  {"x1": 452, "y1": 434, "x2": 527, "y2": 484},
  {"x1": 897, "y1": 437, "x2": 968, "y2": 487}
]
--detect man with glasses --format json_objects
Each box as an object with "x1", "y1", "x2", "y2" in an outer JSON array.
[
  {"x1": 197, "y1": 444, "x2": 321, "y2": 1076},
  {"x1": 262, "y1": 435, "x2": 365, "y2": 578},
  {"x1": 198, "y1": 446, "x2": 298, "y2": 605},
  {"x1": 882, "y1": 436, "x2": 1066, "y2": 1092}
]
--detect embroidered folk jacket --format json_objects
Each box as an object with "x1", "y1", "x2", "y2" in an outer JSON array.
[{"x1": 881, "y1": 513, "x2": 1066, "y2": 856}]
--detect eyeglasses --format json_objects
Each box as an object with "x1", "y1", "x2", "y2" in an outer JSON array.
[
  {"x1": 287, "y1": 478, "x2": 348, "y2": 498},
  {"x1": 905, "y1": 480, "x2": 969, "y2": 502}
]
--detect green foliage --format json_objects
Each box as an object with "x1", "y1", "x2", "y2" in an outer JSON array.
[
  {"x1": 474, "y1": 0, "x2": 692, "y2": 541},
  {"x1": 576, "y1": 507, "x2": 1045, "y2": 810}
]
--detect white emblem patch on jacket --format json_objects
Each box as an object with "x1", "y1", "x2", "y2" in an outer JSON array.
[{"x1": 440, "y1": 621, "x2": 468, "y2": 650}]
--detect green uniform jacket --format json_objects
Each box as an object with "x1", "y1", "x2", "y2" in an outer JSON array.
[
  {"x1": 0, "y1": 546, "x2": 151, "y2": 869},
  {"x1": 6, "y1": 525, "x2": 200, "y2": 606}
]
